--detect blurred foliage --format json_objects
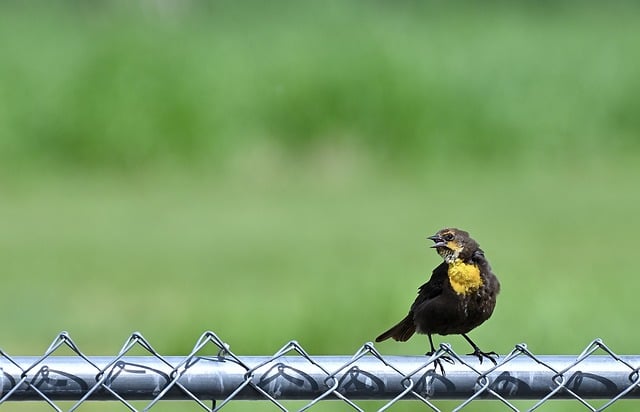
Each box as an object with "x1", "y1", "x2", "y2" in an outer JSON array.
[{"x1": 0, "y1": 0, "x2": 639, "y2": 171}]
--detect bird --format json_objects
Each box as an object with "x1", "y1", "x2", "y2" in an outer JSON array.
[{"x1": 375, "y1": 228, "x2": 500, "y2": 368}]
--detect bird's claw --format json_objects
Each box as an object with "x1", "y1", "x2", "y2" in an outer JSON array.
[
  {"x1": 425, "y1": 351, "x2": 454, "y2": 375},
  {"x1": 425, "y1": 351, "x2": 454, "y2": 364},
  {"x1": 468, "y1": 349, "x2": 498, "y2": 365}
]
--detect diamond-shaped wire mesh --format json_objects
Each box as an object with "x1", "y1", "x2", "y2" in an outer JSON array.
[{"x1": 1, "y1": 332, "x2": 639, "y2": 411}]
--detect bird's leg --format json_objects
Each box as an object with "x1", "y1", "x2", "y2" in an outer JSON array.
[
  {"x1": 426, "y1": 334, "x2": 453, "y2": 362},
  {"x1": 462, "y1": 334, "x2": 498, "y2": 365},
  {"x1": 425, "y1": 334, "x2": 453, "y2": 375},
  {"x1": 425, "y1": 334, "x2": 437, "y2": 356}
]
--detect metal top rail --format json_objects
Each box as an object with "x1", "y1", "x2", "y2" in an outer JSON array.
[{"x1": 1, "y1": 331, "x2": 639, "y2": 411}]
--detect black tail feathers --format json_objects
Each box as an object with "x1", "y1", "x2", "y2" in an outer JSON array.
[{"x1": 375, "y1": 314, "x2": 415, "y2": 342}]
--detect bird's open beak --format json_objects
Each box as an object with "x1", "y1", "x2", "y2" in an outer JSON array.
[{"x1": 427, "y1": 235, "x2": 447, "y2": 248}]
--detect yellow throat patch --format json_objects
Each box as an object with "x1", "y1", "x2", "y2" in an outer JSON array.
[{"x1": 447, "y1": 259, "x2": 483, "y2": 295}]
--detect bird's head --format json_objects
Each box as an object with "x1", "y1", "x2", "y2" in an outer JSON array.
[{"x1": 427, "y1": 228, "x2": 479, "y2": 263}]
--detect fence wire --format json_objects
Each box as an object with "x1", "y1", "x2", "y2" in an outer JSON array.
[{"x1": 1, "y1": 332, "x2": 639, "y2": 411}]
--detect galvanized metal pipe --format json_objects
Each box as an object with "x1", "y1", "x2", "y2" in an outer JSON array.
[{"x1": 2, "y1": 355, "x2": 639, "y2": 401}]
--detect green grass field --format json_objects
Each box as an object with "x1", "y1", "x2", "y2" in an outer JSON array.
[{"x1": 1, "y1": 1, "x2": 640, "y2": 410}]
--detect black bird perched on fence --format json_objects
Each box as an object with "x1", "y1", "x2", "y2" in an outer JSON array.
[{"x1": 376, "y1": 228, "x2": 500, "y2": 368}]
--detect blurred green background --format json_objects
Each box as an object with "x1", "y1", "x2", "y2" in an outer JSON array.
[{"x1": 1, "y1": 1, "x2": 639, "y2": 410}]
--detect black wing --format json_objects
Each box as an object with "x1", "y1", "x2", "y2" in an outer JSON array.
[
  {"x1": 375, "y1": 261, "x2": 449, "y2": 343},
  {"x1": 410, "y1": 261, "x2": 448, "y2": 312}
]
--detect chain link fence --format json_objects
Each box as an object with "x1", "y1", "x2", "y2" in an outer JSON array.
[{"x1": 1, "y1": 331, "x2": 639, "y2": 411}]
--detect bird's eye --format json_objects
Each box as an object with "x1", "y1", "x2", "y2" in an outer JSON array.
[{"x1": 443, "y1": 233, "x2": 454, "y2": 241}]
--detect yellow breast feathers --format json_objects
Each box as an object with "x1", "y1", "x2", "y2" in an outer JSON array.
[{"x1": 448, "y1": 259, "x2": 483, "y2": 295}]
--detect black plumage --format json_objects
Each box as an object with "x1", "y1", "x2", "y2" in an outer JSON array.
[{"x1": 375, "y1": 228, "x2": 500, "y2": 366}]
